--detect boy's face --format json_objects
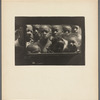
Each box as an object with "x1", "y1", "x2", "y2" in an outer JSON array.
[
  {"x1": 40, "y1": 25, "x2": 51, "y2": 39},
  {"x1": 72, "y1": 25, "x2": 82, "y2": 41},
  {"x1": 52, "y1": 25, "x2": 63, "y2": 37},
  {"x1": 62, "y1": 25, "x2": 72, "y2": 35},
  {"x1": 26, "y1": 25, "x2": 33, "y2": 42},
  {"x1": 68, "y1": 36, "x2": 79, "y2": 51},
  {"x1": 33, "y1": 25, "x2": 41, "y2": 40},
  {"x1": 72, "y1": 25, "x2": 80, "y2": 33},
  {"x1": 51, "y1": 37, "x2": 65, "y2": 52},
  {"x1": 62, "y1": 25, "x2": 72, "y2": 40}
]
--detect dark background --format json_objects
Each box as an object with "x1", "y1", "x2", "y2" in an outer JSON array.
[{"x1": 15, "y1": 17, "x2": 85, "y2": 29}]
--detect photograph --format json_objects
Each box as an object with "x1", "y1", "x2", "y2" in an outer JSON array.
[
  {"x1": 2, "y1": 1, "x2": 98, "y2": 100},
  {"x1": 15, "y1": 17, "x2": 85, "y2": 65}
]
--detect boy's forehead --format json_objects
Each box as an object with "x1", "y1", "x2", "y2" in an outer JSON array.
[
  {"x1": 41, "y1": 25, "x2": 51, "y2": 30},
  {"x1": 73, "y1": 25, "x2": 79, "y2": 28},
  {"x1": 63, "y1": 25, "x2": 71, "y2": 29},
  {"x1": 26, "y1": 25, "x2": 32, "y2": 28},
  {"x1": 52, "y1": 25, "x2": 62, "y2": 29},
  {"x1": 33, "y1": 25, "x2": 40, "y2": 29},
  {"x1": 26, "y1": 25, "x2": 33, "y2": 30}
]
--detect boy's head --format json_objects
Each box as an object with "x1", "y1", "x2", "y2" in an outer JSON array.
[
  {"x1": 72, "y1": 25, "x2": 81, "y2": 34},
  {"x1": 52, "y1": 25, "x2": 63, "y2": 37},
  {"x1": 62, "y1": 25, "x2": 72, "y2": 40},
  {"x1": 50, "y1": 37, "x2": 65, "y2": 53},
  {"x1": 40, "y1": 25, "x2": 52, "y2": 39},
  {"x1": 67, "y1": 36, "x2": 81, "y2": 52},
  {"x1": 27, "y1": 44, "x2": 41, "y2": 53},
  {"x1": 26, "y1": 25, "x2": 33, "y2": 42},
  {"x1": 33, "y1": 24, "x2": 41, "y2": 41}
]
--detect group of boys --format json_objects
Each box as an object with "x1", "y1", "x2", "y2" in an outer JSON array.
[{"x1": 15, "y1": 24, "x2": 82, "y2": 54}]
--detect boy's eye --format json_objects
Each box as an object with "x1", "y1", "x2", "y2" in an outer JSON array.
[
  {"x1": 34, "y1": 29, "x2": 38, "y2": 32},
  {"x1": 35, "y1": 28, "x2": 39, "y2": 30},
  {"x1": 63, "y1": 30, "x2": 70, "y2": 34},
  {"x1": 69, "y1": 40, "x2": 75, "y2": 44},
  {"x1": 42, "y1": 30, "x2": 48, "y2": 33},
  {"x1": 65, "y1": 30, "x2": 69, "y2": 33},
  {"x1": 27, "y1": 30, "x2": 32, "y2": 33},
  {"x1": 53, "y1": 29, "x2": 58, "y2": 33},
  {"x1": 33, "y1": 28, "x2": 39, "y2": 31},
  {"x1": 74, "y1": 27, "x2": 78, "y2": 30}
]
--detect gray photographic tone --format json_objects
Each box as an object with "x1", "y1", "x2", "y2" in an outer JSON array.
[{"x1": 15, "y1": 17, "x2": 85, "y2": 65}]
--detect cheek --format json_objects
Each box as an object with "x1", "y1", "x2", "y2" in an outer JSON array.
[
  {"x1": 46, "y1": 33, "x2": 51, "y2": 36},
  {"x1": 35, "y1": 30, "x2": 39, "y2": 34},
  {"x1": 75, "y1": 29, "x2": 79, "y2": 33},
  {"x1": 62, "y1": 33, "x2": 69, "y2": 39},
  {"x1": 65, "y1": 32, "x2": 70, "y2": 35},
  {"x1": 74, "y1": 42, "x2": 78, "y2": 47},
  {"x1": 71, "y1": 39, "x2": 79, "y2": 47},
  {"x1": 27, "y1": 32, "x2": 33, "y2": 37},
  {"x1": 58, "y1": 30, "x2": 62, "y2": 34},
  {"x1": 35, "y1": 32, "x2": 40, "y2": 36},
  {"x1": 75, "y1": 28, "x2": 81, "y2": 33},
  {"x1": 56, "y1": 32, "x2": 62, "y2": 37}
]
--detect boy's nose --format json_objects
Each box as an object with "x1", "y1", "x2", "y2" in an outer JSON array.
[
  {"x1": 35, "y1": 29, "x2": 38, "y2": 33},
  {"x1": 27, "y1": 32, "x2": 33, "y2": 37},
  {"x1": 74, "y1": 28, "x2": 77, "y2": 32},
  {"x1": 54, "y1": 31, "x2": 57, "y2": 34},
  {"x1": 27, "y1": 31, "x2": 32, "y2": 34},
  {"x1": 65, "y1": 30, "x2": 69, "y2": 34},
  {"x1": 43, "y1": 32, "x2": 46, "y2": 35}
]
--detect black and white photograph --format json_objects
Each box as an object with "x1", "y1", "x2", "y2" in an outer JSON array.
[
  {"x1": 15, "y1": 17, "x2": 85, "y2": 65},
  {"x1": 2, "y1": 1, "x2": 98, "y2": 100}
]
